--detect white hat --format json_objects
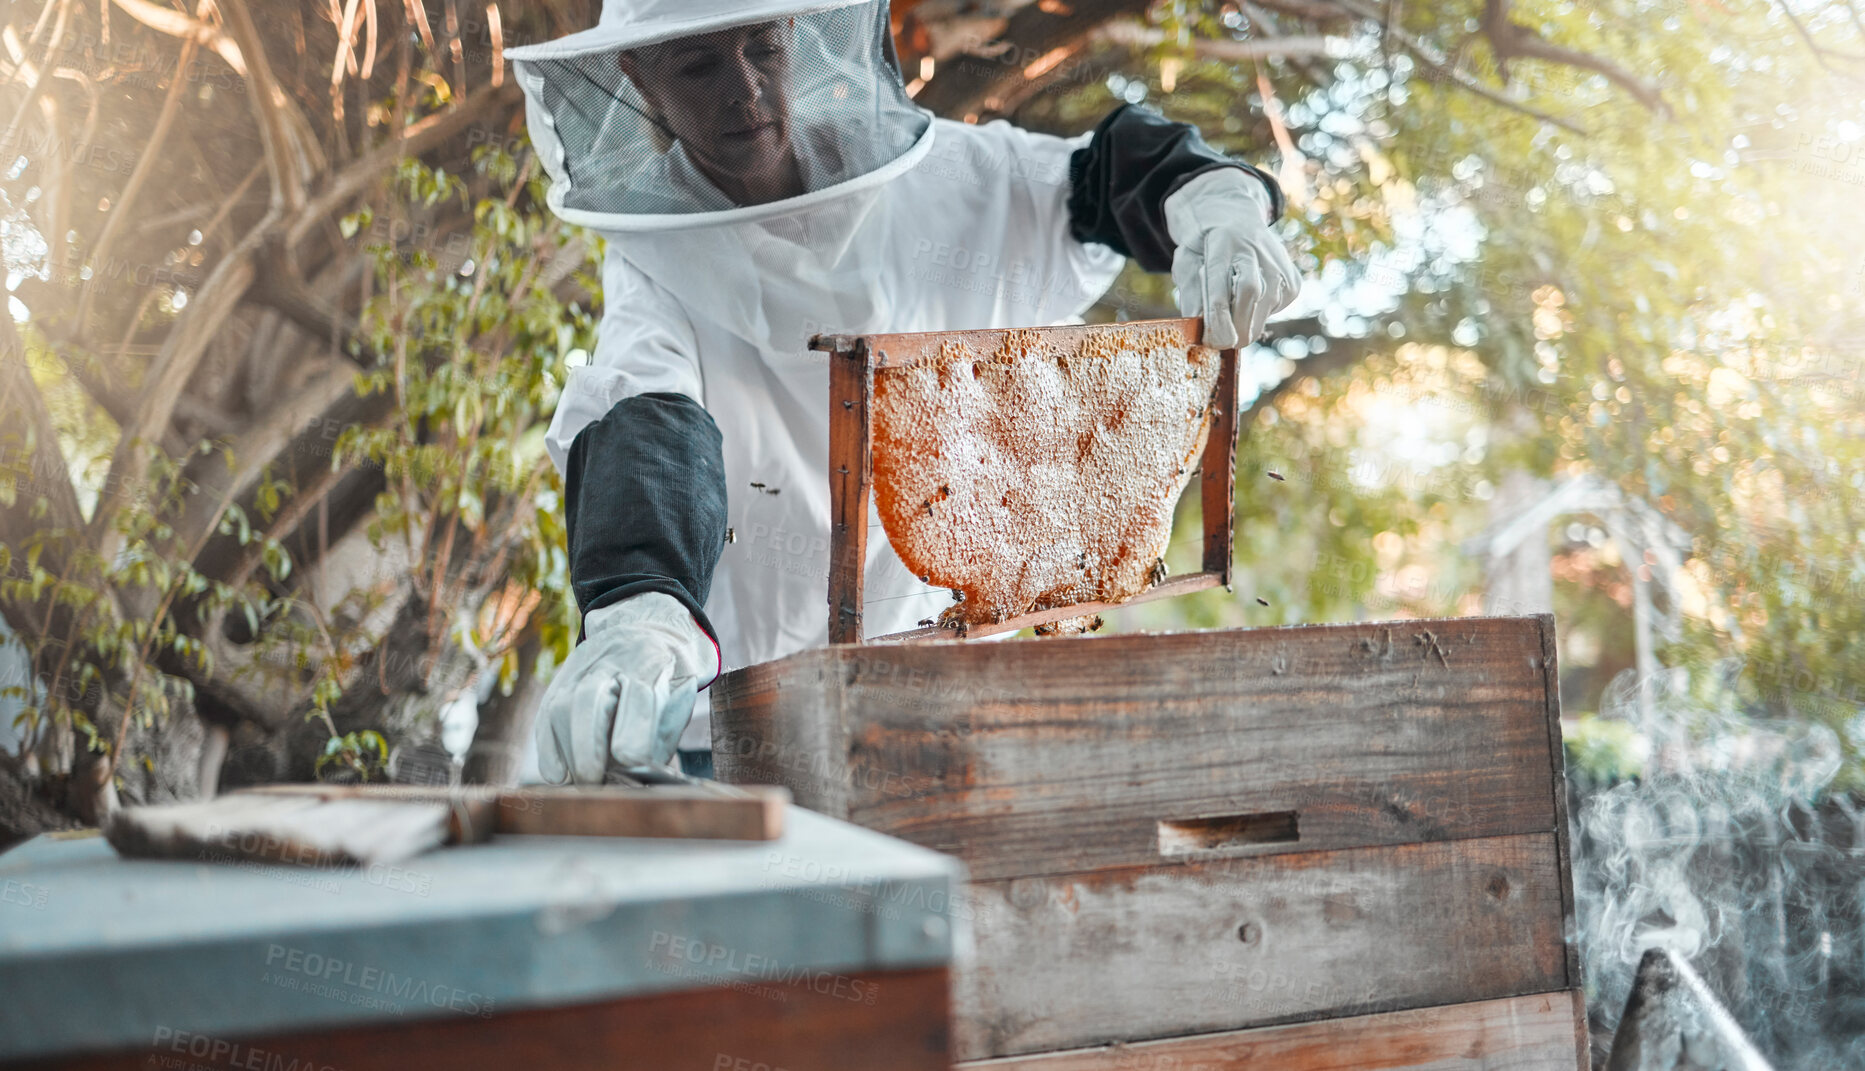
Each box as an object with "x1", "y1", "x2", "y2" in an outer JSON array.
[
  {"x1": 504, "y1": 0, "x2": 875, "y2": 58},
  {"x1": 507, "y1": 0, "x2": 931, "y2": 232}
]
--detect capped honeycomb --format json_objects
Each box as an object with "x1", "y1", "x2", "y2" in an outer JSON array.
[{"x1": 871, "y1": 325, "x2": 1219, "y2": 632}]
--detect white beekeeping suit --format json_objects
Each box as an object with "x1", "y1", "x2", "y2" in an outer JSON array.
[{"x1": 510, "y1": 0, "x2": 1299, "y2": 783}]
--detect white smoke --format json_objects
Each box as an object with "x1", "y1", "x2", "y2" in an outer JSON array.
[{"x1": 1572, "y1": 659, "x2": 1865, "y2": 1069}]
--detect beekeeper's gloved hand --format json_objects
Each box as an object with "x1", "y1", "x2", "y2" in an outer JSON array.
[
  {"x1": 1164, "y1": 168, "x2": 1302, "y2": 350},
  {"x1": 536, "y1": 593, "x2": 719, "y2": 785}
]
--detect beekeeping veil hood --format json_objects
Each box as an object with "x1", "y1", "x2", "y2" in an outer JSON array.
[{"x1": 508, "y1": 0, "x2": 935, "y2": 352}]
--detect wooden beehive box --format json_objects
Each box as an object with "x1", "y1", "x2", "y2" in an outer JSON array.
[{"x1": 711, "y1": 320, "x2": 1585, "y2": 1068}]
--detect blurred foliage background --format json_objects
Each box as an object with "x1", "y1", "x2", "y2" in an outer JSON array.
[
  {"x1": 0, "y1": 0, "x2": 1859, "y2": 1062},
  {"x1": 1067, "y1": 0, "x2": 1865, "y2": 796},
  {"x1": 0, "y1": 0, "x2": 1853, "y2": 828}
]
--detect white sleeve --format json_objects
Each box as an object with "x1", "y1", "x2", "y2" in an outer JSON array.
[
  {"x1": 544, "y1": 248, "x2": 704, "y2": 476},
  {"x1": 982, "y1": 120, "x2": 1126, "y2": 323}
]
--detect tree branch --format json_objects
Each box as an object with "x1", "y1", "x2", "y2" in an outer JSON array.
[
  {"x1": 1241, "y1": 323, "x2": 1379, "y2": 425},
  {"x1": 89, "y1": 75, "x2": 518, "y2": 565},
  {"x1": 1329, "y1": 0, "x2": 1589, "y2": 135},
  {"x1": 73, "y1": 38, "x2": 199, "y2": 334},
  {"x1": 215, "y1": 0, "x2": 309, "y2": 210},
  {"x1": 914, "y1": 0, "x2": 1151, "y2": 119},
  {"x1": 1097, "y1": 22, "x2": 1352, "y2": 63},
  {"x1": 246, "y1": 238, "x2": 365, "y2": 358},
  {"x1": 1482, "y1": 0, "x2": 1669, "y2": 114},
  {"x1": 88, "y1": 216, "x2": 271, "y2": 564},
  {"x1": 108, "y1": 0, "x2": 247, "y2": 76},
  {"x1": 1775, "y1": 0, "x2": 1865, "y2": 76},
  {"x1": 0, "y1": 0, "x2": 72, "y2": 163},
  {"x1": 61, "y1": 349, "x2": 195, "y2": 458},
  {"x1": 0, "y1": 328, "x2": 86, "y2": 541},
  {"x1": 285, "y1": 79, "x2": 521, "y2": 249},
  {"x1": 1250, "y1": 0, "x2": 1359, "y2": 21}
]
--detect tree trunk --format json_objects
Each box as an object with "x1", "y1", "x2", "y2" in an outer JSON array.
[{"x1": 463, "y1": 623, "x2": 546, "y2": 786}]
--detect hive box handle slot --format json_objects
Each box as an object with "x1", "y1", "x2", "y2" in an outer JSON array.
[{"x1": 1158, "y1": 811, "x2": 1300, "y2": 856}]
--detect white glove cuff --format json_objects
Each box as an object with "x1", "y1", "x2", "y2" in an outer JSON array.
[{"x1": 583, "y1": 593, "x2": 721, "y2": 688}]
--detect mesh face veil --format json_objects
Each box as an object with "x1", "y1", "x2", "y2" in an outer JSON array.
[{"x1": 508, "y1": 0, "x2": 931, "y2": 231}]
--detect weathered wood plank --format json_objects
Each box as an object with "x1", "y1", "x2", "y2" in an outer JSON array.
[
  {"x1": 24, "y1": 967, "x2": 951, "y2": 1071},
  {"x1": 715, "y1": 617, "x2": 1561, "y2": 881},
  {"x1": 957, "y1": 990, "x2": 1587, "y2": 1070},
  {"x1": 825, "y1": 338, "x2": 872, "y2": 644},
  {"x1": 1201, "y1": 345, "x2": 1239, "y2": 585},
  {"x1": 955, "y1": 833, "x2": 1570, "y2": 1060},
  {"x1": 854, "y1": 317, "x2": 1206, "y2": 370},
  {"x1": 239, "y1": 784, "x2": 791, "y2": 841},
  {"x1": 495, "y1": 785, "x2": 787, "y2": 840},
  {"x1": 1533, "y1": 614, "x2": 1587, "y2": 1011},
  {"x1": 713, "y1": 655, "x2": 855, "y2": 817},
  {"x1": 103, "y1": 795, "x2": 454, "y2": 867}
]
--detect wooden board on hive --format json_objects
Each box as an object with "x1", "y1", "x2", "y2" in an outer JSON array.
[
  {"x1": 711, "y1": 614, "x2": 1584, "y2": 1065},
  {"x1": 756, "y1": 321, "x2": 1587, "y2": 1067},
  {"x1": 956, "y1": 833, "x2": 1568, "y2": 1057},
  {"x1": 955, "y1": 991, "x2": 1586, "y2": 1071},
  {"x1": 715, "y1": 616, "x2": 1567, "y2": 880}
]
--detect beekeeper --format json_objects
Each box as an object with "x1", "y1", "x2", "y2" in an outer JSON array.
[{"x1": 507, "y1": 0, "x2": 1301, "y2": 784}]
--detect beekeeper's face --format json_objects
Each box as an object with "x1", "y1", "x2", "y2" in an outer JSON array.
[{"x1": 623, "y1": 20, "x2": 795, "y2": 183}]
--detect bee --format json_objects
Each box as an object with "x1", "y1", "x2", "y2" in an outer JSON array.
[
  {"x1": 1147, "y1": 558, "x2": 1169, "y2": 586},
  {"x1": 1267, "y1": 471, "x2": 1285, "y2": 482},
  {"x1": 936, "y1": 603, "x2": 970, "y2": 633}
]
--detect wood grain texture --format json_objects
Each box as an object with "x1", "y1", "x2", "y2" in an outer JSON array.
[
  {"x1": 237, "y1": 783, "x2": 500, "y2": 843},
  {"x1": 239, "y1": 784, "x2": 791, "y2": 841},
  {"x1": 824, "y1": 337, "x2": 872, "y2": 644},
  {"x1": 855, "y1": 317, "x2": 1206, "y2": 370},
  {"x1": 957, "y1": 990, "x2": 1587, "y2": 1070},
  {"x1": 1201, "y1": 346, "x2": 1239, "y2": 585},
  {"x1": 23, "y1": 967, "x2": 950, "y2": 1071},
  {"x1": 956, "y1": 834, "x2": 1570, "y2": 1060},
  {"x1": 494, "y1": 785, "x2": 788, "y2": 840},
  {"x1": 103, "y1": 795, "x2": 453, "y2": 867},
  {"x1": 714, "y1": 617, "x2": 1562, "y2": 882},
  {"x1": 837, "y1": 317, "x2": 1229, "y2": 644},
  {"x1": 1532, "y1": 615, "x2": 1589, "y2": 1064},
  {"x1": 713, "y1": 654, "x2": 856, "y2": 818}
]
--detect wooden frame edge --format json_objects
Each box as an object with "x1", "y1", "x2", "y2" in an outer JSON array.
[
  {"x1": 821, "y1": 322, "x2": 1238, "y2": 646},
  {"x1": 1201, "y1": 346, "x2": 1241, "y2": 587},
  {"x1": 821, "y1": 335, "x2": 873, "y2": 644},
  {"x1": 1534, "y1": 612, "x2": 1587, "y2": 1071},
  {"x1": 955, "y1": 988, "x2": 1589, "y2": 1070}
]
